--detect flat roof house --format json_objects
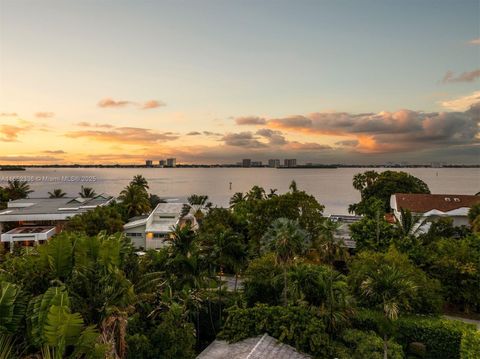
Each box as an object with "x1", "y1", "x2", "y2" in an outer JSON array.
[
  {"x1": 124, "y1": 203, "x2": 198, "y2": 250},
  {"x1": 0, "y1": 194, "x2": 114, "y2": 251},
  {"x1": 390, "y1": 193, "x2": 480, "y2": 229}
]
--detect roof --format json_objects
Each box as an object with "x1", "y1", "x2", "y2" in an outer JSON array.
[
  {"x1": 329, "y1": 214, "x2": 363, "y2": 223},
  {"x1": 392, "y1": 193, "x2": 480, "y2": 213},
  {"x1": 1, "y1": 226, "x2": 57, "y2": 242},
  {"x1": 124, "y1": 202, "x2": 187, "y2": 231},
  {"x1": 147, "y1": 223, "x2": 175, "y2": 233},
  {"x1": 3, "y1": 226, "x2": 55, "y2": 235},
  {"x1": 197, "y1": 334, "x2": 311, "y2": 359},
  {"x1": 0, "y1": 194, "x2": 114, "y2": 221},
  {"x1": 152, "y1": 202, "x2": 185, "y2": 214}
]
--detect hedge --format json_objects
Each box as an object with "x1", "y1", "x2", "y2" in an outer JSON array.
[
  {"x1": 352, "y1": 309, "x2": 479, "y2": 359},
  {"x1": 219, "y1": 305, "x2": 330, "y2": 358},
  {"x1": 460, "y1": 330, "x2": 480, "y2": 359}
]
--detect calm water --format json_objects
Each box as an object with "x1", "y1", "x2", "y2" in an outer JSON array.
[{"x1": 1, "y1": 168, "x2": 478, "y2": 215}]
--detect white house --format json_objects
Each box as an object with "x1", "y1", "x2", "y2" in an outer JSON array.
[
  {"x1": 123, "y1": 203, "x2": 198, "y2": 250},
  {"x1": 390, "y1": 193, "x2": 480, "y2": 229},
  {"x1": 0, "y1": 194, "x2": 115, "y2": 251}
]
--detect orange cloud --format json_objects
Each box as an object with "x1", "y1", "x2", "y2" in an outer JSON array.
[
  {"x1": 66, "y1": 126, "x2": 179, "y2": 145},
  {"x1": 97, "y1": 98, "x2": 133, "y2": 108},
  {"x1": 142, "y1": 100, "x2": 166, "y2": 109},
  {"x1": 235, "y1": 116, "x2": 267, "y2": 125},
  {"x1": 250, "y1": 105, "x2": 480, "y2": 154},
  {"x1": 442, "y1": 69, "x2": 480, "y2": 83},
  {"x1": 0, "y1": 125, "x2": 29, "y2": 141},
  {"x1": 98, "y1": 98, "x2": 166, "y2": 109},
  {"x1": 0, "y1": 155, "x2": 61, "y2": 162},
  {"x1": 285, "y1": 142, "x2": 331, "y2": 151},
  {"x1": 76, "y1": 122, "x2": 114, "y2": 128},
  {"x1": 35, "y1": 112, "x2": 55, "y2": 118},
  {"x1": 468, "y1": 38, "x2": 480, "y2": 45},
  {"x1": 357, "y1": 135, "x2": 380, "y2": 152},
  {"x1": 440, "y1": 91, "x2": 480, "y2": 111}
]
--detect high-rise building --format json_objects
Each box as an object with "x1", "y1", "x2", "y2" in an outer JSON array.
[
  {"x1": 251, "y1": 161, "x2": 263, "y2": 167},
  {"x1": 284, "y1": 159, "x2": 297, "y2": 168},
  {"x1": 166, "y1": 158, "x2": 176, "y2": 167},
  {"x1": 268, "y1": 159, "x2": 280, "y2": 168},
  {"x1": 145, "y1": 160, "x2": 153, "y2": 167},
  {"x1": 242, "y1": 159, "x2": 251, "y2": 167},
  {"x1": 159, "y1": 160, "x2": 166, "y2": 167}
]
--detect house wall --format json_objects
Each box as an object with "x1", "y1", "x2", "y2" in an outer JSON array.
[
  {"x1": 390, "y1": 195, "x2": 471, "y2": 230},
  {"x1": 449, "y1": 216, "x2": 469, "y2": 227},
  {"x1": 123, "y1": 225, "x2": 146, "y2": 249}
]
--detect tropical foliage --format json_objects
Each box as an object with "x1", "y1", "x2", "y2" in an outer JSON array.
[
  {"x1": 48, "y1": 189, "x2": 67, "y2": 198},
  {"x1": 0, "y1": 173, "x2": 478, "y2": 358},
  {"x1": 78, "y1": 186, "x2": 97, "y2": 198},
  {"x1": 350, "y1": 170, "x2": 430, "y2": 214},
  {"x1": 5, "y1": 179, "x2": 33, "y2": 200}
]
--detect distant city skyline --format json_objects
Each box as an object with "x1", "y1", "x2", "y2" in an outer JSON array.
[{"x1": 0, "y1": 0, "x2": 478, "y2": 164}]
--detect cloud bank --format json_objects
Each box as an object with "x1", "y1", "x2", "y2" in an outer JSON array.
[
  {"x1": 266, "y1": 105, "x2": 478, "y2": 153},
  {"x1": 98, "y1": 98, "x2": 166, "y2": 110},
  {"x1": 441, "y1": 91, "x2": 480, "y2": 111},
  {"x1": 235, "y1": 116, "x2": 267, "y2": 125},
  {"x1": 66, "y1": 124, "x2": 179, "y2": 145},
  {"x1": 442, "y1": 69, "x2": 480, "y2": 83}
]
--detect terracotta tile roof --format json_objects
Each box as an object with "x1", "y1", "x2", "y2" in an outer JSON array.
[{"x1": 393, "y1": 193, "x2": 480, "y2": 213}]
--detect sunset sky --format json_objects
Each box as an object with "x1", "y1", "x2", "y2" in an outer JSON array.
[{"x1": 0, "y1": 0, "x2": 478, "y2": 164}]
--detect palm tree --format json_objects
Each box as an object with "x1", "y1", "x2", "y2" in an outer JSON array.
[
  {"x1": 210, "y1": 229, "x2": 247, "y2": 291},
  {"x1": 130, "y1": 174, "x2": 149, "y2": 190},
  {"x1": 311, "y1": 219, "x2": 347, "y2": 265},
  {"x1": 48, "y1": 188, "x2": 66, "y2": 198},
  {"x1": 262, "y1": 218, "x2": 309, "y2": 306},
  {"x1": 6, "y1": 179, "x2": 33, "y2": 200},
  {"x1": 360, "y1": 265, "x2": 417, "y2": 359},
  {"x1": 78, "y1": 186, "x2": 96, "y2": 198},
  {"x1": 118, "y1": 184, "x2": 151, "y2": 218},
  {"x1": 267, "y1": 188, "x2": 278, "y2": 198},
  {"x1": 166, "y1": 224, "x2": 206, "y2": 291},
  {"x1": 65, "y1": 233, "x2": 135, "y2": 357},
  {"x1": 245, "y1": 186, "x2": 266, "y2": 201},
  {"x1": 181, "y1": 194, "x2": 212, "y2": 221},
  {"x1": 394, "y1": 208, "x2": 427, "y2": 237},
  {"x1": 393, "y1": 208, "x2": 428, "y2": 251},
  {"x1": 229, "y1": 192, "x2": 245, "y2": 209},
  {"x1": 289, "y1": 264, "x2": 354, "y2": 337},
  {"x1": 352, "y1": 170, "x2": 379, "y2": 193}
]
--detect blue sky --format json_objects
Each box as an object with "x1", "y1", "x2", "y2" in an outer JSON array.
[{"x1": 0, "y1": 0, "x2": 478, "y2": 164}]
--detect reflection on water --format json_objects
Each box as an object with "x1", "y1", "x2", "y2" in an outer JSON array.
[{"x1": 1, "y1": 167, "x2": 478, "y2": 215}]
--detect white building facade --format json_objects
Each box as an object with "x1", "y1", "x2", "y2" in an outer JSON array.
[
  {"x1": 123, "y1": 203, "x2": 197, "y2": 250},
  {"x1": 390, "y1": 193, "x2": 480, "y2": 229}
]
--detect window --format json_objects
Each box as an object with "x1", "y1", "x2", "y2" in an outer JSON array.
[
  {"x1": 153, "y1": 233, "x2": 166, "y2": 239},
  {"x1": 158, "y1": 215, "x2": 176, "y2": 219},
  {"x1": 126, "y1": 232, "x2": 142, "y2": 237}
]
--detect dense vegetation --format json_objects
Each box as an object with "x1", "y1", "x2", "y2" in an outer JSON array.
[{"x1": 0, "y1": 173, "x2": 479, "y2": 358}]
